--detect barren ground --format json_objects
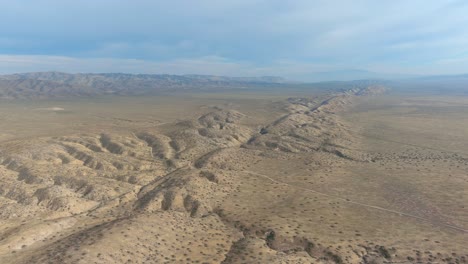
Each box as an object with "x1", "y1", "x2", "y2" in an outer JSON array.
[{"x1": 0, "y1": 88, "x2": 467, "y2": 263}]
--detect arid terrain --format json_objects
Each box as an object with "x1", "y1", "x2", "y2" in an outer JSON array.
[{"x1": 0, "y1": 77, "x2": 467, "y2": 263}]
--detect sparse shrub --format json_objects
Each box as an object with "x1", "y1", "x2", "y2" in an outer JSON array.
[
  {"x1": 323, "y1": 251, "x2": 343, "y2": 264},
  {"x1": 378, "y1": 246, "x2": 391, "y2": 259}
]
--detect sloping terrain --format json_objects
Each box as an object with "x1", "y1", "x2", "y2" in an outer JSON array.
[
  {"x1": 0, "y1": 86, "x2": 467, "y2": 263},
  {"x1": 0, "y1": 72, "x2": 389, "y2": 100},
  {"x1": 0, "y1": 72, "x2": 288, "y2": 99}
]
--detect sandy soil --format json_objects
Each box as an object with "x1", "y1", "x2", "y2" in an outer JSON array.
[{"x1": 0, "y1": 87, "x2": 467, "y2": 263}]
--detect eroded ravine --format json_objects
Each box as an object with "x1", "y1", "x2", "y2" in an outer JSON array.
[{"x1": 1, "y1": 86, "x2": 467, "y2": 263}]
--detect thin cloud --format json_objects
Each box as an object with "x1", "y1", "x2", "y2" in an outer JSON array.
[{"x1": 0, "y1": 1, "x2": 468, "y2": 78}]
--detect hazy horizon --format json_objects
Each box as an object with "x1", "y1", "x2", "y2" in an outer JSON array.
[{"x1": 1, "y1": 2, "x2": 468, "y2": 263}]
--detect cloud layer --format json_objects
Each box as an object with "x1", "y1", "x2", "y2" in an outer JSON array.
[{"x1": 1, "y1": 0, "x2": 468, "y2": 80}]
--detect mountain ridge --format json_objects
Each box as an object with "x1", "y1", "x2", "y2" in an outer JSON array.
[{"x1": 0, "y1": 72, "x2": 291, "y2": 99}]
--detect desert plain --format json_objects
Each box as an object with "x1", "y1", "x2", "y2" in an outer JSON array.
[{"x1": 0, "y1": 82, "x2": 467, "y2": 263}]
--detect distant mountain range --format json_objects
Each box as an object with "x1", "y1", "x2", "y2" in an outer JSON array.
[
  {"x1": 1, "y1": 71, "x2": 467, "y2": 99},
  {"x1": 0, "y1": 72, "x2": 288, "y2": 99}
]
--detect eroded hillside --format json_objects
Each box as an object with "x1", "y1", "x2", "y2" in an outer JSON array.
[
  {"x1": 0, "y1": 72, "x2": 288, "y2": 99},
  {"x1": 0, "y1": 86, "x2": 467, "y2": 264}
]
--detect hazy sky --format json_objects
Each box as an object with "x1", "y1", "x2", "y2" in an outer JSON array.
[{"x1": 1, "y1": 0, "x2": 468, "y2": 80}]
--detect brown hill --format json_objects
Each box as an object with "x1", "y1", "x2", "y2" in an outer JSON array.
[{"x1": 0, "y1": 72, "x2": 287, "y2": 99}]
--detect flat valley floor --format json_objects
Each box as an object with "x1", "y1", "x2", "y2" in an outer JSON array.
[{"x1": 0, "y1": 89, "x2": 467, "y2": 263}]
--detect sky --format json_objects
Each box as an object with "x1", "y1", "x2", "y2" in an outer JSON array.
[{"x1": 1, "y1": 0, "x2": 468, "y2": 81}]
